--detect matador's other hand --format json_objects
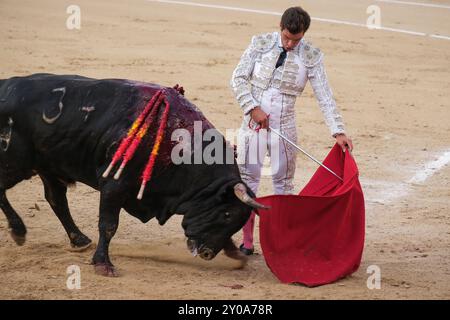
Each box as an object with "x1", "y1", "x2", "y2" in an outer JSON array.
[
  {"x1": 334, "y1": 133, "x2": 353, "y2": 152},
  {"x1": 250, "y1": 106, "x2": 269, "y2": 129}
]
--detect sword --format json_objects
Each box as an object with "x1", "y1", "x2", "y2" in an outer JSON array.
[{"x1": 269, "y1": 126, "x2": 343, "y2": 182}]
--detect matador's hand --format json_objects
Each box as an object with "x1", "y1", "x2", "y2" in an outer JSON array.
[
  {"x1": 334, "y1": 133, "x2": 353, "y2": 152},
  {"x1": 250, "y1": 106, "x2": 269, "y2": 129}
]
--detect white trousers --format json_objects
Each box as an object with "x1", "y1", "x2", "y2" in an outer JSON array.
[{"x1": 237, "y1": 88, "x2": 297, "y2": 195}]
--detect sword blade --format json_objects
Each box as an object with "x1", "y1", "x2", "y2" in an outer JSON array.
[{"x1": 269, "y1": 126, "x2": 343, "y2": 182}]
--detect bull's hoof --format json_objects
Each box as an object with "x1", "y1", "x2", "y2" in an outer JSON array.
[
  {"x1": 9, "y1": 223, "x2": 27, "y2": 246},
  {"x1": 69, "y1": 234, "x2": 93, "y2": 252},
  {"x1": 239, "y1": 244, "x2": 254, "y2": 256},
  {"x1": 94, "y1": 263, "x2": 118, "y2": 277},
  {"x1": 224, "y1": 247, "x2": 249, "y2": 263},
  {"x1": 10, "y1": 230, "x2": 26, "y2": 246},
  {"x1": 222, "y1": 239, "x2": 249, "y2": 266},
  {"x1": 69, "y1": 241, "x2": 93, "y2": 252}
]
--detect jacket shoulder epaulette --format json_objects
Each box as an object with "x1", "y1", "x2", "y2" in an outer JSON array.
[
  {"x1": 300, "y1": 40, "x2": 323, "y2": 67},
  {"x1": 251, "y1": 32, "x2": 277, "y2": 53}
]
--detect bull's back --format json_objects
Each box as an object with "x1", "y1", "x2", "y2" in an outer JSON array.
[
  {"x1": 0, "y1": 74, "x2": 162, "y2": 187},
  {"x1": 0, "y1": 73, "x2": 217, "y2": 191}
]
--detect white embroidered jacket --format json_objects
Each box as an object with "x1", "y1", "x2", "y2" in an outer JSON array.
[{"x1": 230, "y1": 32, "x2": 345, "y2": 136}]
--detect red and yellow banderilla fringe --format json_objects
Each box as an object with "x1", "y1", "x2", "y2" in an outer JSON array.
[
  {"x1": 102, "y1": 90, "x2": 163, "y2": 178},
  {"x1": 113, "y1": 93, "x2": 165, "y2": 180},
  {"x1": 102, "y1": 86, "x2": 177, "y2": 200},
  {"x1": 137, "y1": 98, "x2": 171, "y2": 200}
]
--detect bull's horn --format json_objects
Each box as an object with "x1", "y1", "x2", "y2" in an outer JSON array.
[{"x1": 233, "y1": 183, "x2": 270, "y2": 210}]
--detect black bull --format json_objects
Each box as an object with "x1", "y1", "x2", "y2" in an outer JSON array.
[{"x1": 0, "y1": 74, "x2": 266, "y2": 276}]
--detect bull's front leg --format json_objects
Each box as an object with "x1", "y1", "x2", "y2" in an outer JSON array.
[{"x1": 92, "y1": 186, "x2": 124, "y2": 277}]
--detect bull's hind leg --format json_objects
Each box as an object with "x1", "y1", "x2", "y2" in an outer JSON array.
[
  {"x1": 91, "y1": 185, "x2": 124, "y2": 277},
  {"x1": 0, "y1": 189, "x2": 27, "y2": 245},
  {"x1": 39, "y1": 174, "x2": 92, "y2": 250}
]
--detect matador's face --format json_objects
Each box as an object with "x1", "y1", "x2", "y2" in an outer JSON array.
[{"x1": 280, "y1": 28, "x2": 304, "y2": 51}]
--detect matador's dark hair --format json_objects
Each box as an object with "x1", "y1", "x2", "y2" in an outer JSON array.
[{"x1": 280, "y1": 7, "x2": 311, "y2": 34}]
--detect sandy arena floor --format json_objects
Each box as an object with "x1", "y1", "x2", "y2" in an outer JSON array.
[{"x1": 0, "y1": 0, "x2": 449, "y2": 299}]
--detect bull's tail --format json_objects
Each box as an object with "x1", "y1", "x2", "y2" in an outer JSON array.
[
  {"x1": 0, "y1": 78, "x2": 10, "y2": 115},
  {"x1": 0, "y1": 110, "x2": 34, "y2": 245},
  {"x1": 0, "y1": 77, "x2": 23, "y2": 116},
  {"x1": 0, "y1": 76, "x2": 32, "y2": 244}
]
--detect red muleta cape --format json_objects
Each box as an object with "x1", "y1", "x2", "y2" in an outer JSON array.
[{"x1": 256, "y1": 144, "x2": 365, "y2": 287}]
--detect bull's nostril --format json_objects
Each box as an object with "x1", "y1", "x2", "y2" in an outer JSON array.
[{"x1": 199, "y1": 248, "x2": 215, "y2": 260}]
